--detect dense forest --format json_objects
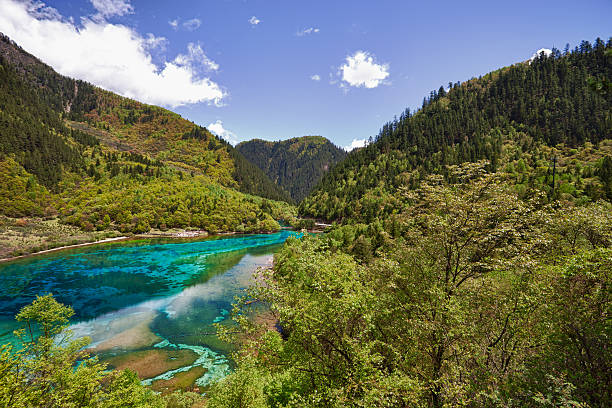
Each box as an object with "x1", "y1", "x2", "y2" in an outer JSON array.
[
  {"x1": 300, "y1": 38, "x2": 612, "y2": 221},
  {"x1": 237, "y1": 136, "x2": 347, "y2": 202},
  {"x1": 0, "y1": 33, "x2": 293, "y2": 244},
  {"x1": 213, "y1": 168, "x2": 611, "y2": 408}
]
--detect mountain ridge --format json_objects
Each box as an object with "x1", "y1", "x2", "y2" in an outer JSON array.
[
  {"x1": 300, "y1": 37, "x2": 612, "y2": 221},
  {"x1": 0, "y1": 32, "x2": 290, "y2": 202},
  {"x1": 236, "y1": 135, "x2": 347, "y2": 202}
]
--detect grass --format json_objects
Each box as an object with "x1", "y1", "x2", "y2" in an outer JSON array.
[{"x1": 0, "y1": 216, "x2": 122, "y2": 259}]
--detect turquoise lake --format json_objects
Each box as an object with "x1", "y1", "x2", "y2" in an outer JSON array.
[{"x1": 0, "y1": 230, "x2": 301, "y2": 388}]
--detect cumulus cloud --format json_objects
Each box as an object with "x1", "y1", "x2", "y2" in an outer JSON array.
[
  {"x1": 0, "y1": 0, "x2": 225, "y2": 107},
  {"x1": 339, "y1": 51, "x2": 389, "y2": 89},
  {"x1": 90, "y1": 0, "x2": 133, "y2": 18},
  {"x1": 296, "y1": 27, "x2": 319, "y2": 36},
  {"x1": 530, "y1": 48, "x2": 552, "y2": 61},
  {"x1": 310, "y1": 74, "x2": 321, "y2": 81},
  {"x1": 249, "y1": 16, "x2": 260, "y2": 26},
  {"x1": 344, "y1": 138, "x2": 368, "y2": 151},
  {"x1": 208, "y1": 120, "x2": 238, "y2": 145}
]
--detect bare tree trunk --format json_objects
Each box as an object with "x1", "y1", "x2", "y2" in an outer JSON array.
[{"x1": 431, "y1": 344, "x2": 444, "y2": 408}]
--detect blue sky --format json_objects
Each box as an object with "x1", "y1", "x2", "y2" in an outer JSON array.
[{"x1": 1, "y1": 0, "x2": 610, "y2": 149}]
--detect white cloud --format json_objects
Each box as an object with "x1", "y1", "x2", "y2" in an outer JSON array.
[
  {"x1": 296, "y1": 27, "x2": 319, "y2": 36},
  {"x1": 90, "y1": 0, "x2": 133, "y2": 18},
  {"x1": 339, "y1": 51, "x2": 389, "y2": 89},
  {"x1": 249, "y1": 16, "x2": 260, "y2": 26},
  {"x1": 208, "y1": 120, "x2": 238, "y2": 145},
  {"x1": 182, "y1": 18, "x2": 201, "y2": 31},
  {"x1": 143, "y1": 32, "x2": 168, "y2": 51},
  {"x1": 530, "y1": 48, "x2": 552, "y2": 61},
  {"x1": 344, "y1": 138, "x2": 367, "y2": 151},
  {"x1": 174, "y1": 43, "x2": 219, "y2": 72},
  {"x1": 310, "y1": 74, "x2": 321, "y2": 81},
  {"x1": 24, "y1": 0, "x2": 62, "y2": 20},
  {"x1": 168, "y1": 18, "x2": 202, "y2": 32},
  {"x1": 0, "y1": 0, "x2": 225, "y2": 107}
]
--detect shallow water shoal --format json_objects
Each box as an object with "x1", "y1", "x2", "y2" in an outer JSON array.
[{"x1": 0, "y1": 230, "x2": 301, "y2": 389}]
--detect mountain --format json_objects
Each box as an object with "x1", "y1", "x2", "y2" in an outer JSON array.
[
  {"x1": 2, "y1": 27, "x2": 611, "y2": 407},
  {"x1": 0, "y1": 33, "x2": 289, "y2": 203},
  {"x1": 0, "y1": 33, "x2": 294, "y2": 240},
  {"x1": 300, "y1": 38, "x2": 612, "y2": 222},
  {"x1": 236, "y1": 136, "x2": 347, "y2": 202}
]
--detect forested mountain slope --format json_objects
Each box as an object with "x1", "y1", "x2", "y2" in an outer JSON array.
[
  {"x1": 0, "y1": 34, "x2": 293, "y2": 244},
  {"x1": 236, "y1": 136, "x2": 347, "y2": 202},
  {"x1": 301, "y1": 38, "x2": 612, "y2": 221},
  {"x1": 0, "y1": 33, "x2": 289, "y2": 202}
]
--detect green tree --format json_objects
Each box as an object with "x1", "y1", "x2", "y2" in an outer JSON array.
[
  {"x1": 524, "y1": 249, "x2": 611, "y2": 407},
  {"x1": 599, "y1": 156, "x2": 612, "y2": 199},
  {"x1": 0, "y1": 294, "x2": 164, "y2": 408}
]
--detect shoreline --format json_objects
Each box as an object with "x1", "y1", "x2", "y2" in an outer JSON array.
[
  {"x1": 0, "y1": 236, "x2": 131, "y2": 263},
  {"x1": 0, "y1": 227, "x2": 297, "y2": 264}
]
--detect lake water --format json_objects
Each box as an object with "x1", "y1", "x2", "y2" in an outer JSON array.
[{"x1": 0, "y1": 230, "x2": 301, "y2": 390}]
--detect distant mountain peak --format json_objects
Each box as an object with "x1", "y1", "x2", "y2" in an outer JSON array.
[{"x1": 237, "y1": 136, "x2": 347, "y2": 202}]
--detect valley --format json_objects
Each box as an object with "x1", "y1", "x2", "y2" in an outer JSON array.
[{"x1": 0, "y1": 15, "x2": 610, "y2": 408}]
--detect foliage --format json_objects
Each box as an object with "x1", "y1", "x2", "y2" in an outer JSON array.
[
  {"x1": 163, "y1": 391, "x2": 207, "y2": 408},
  {"x1": 0, "y1": 144, "x2": 294, "y2": 234},
  {"x1": 2, "y1": 31, "x2": 610, "y2": 408},
  {"x1": 227, "y1": 142, "x2": 293, "y2": 203},
  {"x1": 522, "y1": 248, "x2": 611, "y2": 407},
  {"x1": 211, "y1": 164, "x2": 611, "y2": 407},
  {"x1": 0, "y1": 157, "x2": 55, "y2": 217},
  {"x1": 587, "y1": 48, "x2": 612, "y2": 97},
  {"x1": 55, "y1": 150, "x2": 293, "y2": 234},
  {"x1": 75, "y1": 87, "x2": 289, "y2": 202},
  {"x1": 210, "y1": 38, "x2": 612, "y2": 408},
  {"x1": 0, "y1": 52, "x2": 84, "y2": 189},
  {"x1": 0, "y1": 34, "x2": 296, "y2": 234},
  {"x1": 0, "y1": 294, "x2": 167, "y2": 407},
  {"x1": 205, "y1": 358, "x2": 269, "y2": 408}
]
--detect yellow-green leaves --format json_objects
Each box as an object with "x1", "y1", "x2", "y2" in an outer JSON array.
[{"x1": 16, "y1": 293, "x2": 74, "y2": 340}]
